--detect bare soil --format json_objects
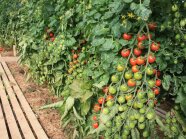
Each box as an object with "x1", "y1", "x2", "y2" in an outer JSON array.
[
  {"x1": 1, "y1": 47, "x2": 66, "y2": 139},
  {"x1": 7, "y1": 62, "x2": 66, "y2": 139}
]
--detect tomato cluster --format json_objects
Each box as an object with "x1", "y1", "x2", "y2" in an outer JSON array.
[
  {"x1": 160, "y1": 111, "x2": 180, "y2": 138},
  {"x1": 91, "y1": 24, "x2": 163, "y2": 138},
  {"x1": 65, "y1": 48, "x2": 87, "y2": 84},
  {"x1": 44, "y1": 28, "x2": 55, "y2": 42}
]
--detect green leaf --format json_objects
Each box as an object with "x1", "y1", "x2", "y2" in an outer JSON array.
[
  {"x1": 65, "y1": 96, "x2": 75, "y2": 110},
  {"x1": 118, "y1": 39, "x2": 129, "y2": 46},
  {"x1": 40, "y1": 101, "x2": 64, "y2": 109},
  {"x1": 135, "y1": 5, "x2": 152, "y2": 21},
  {"x1": 94, "y1": 25, "x2": 110, "y2": 36},
  {"x1": 81, "y1": 91, "x2": 93, "y2": 102},
  {"x1": 91, "y1": 38, "x2": 105, "y2": 46},
  {"x1": 93, "y1": 81, "x2": 106, "y2": 89},
  {"x1": 80, "y1": 101, "x2": 91, "y2": 116},
  {"x1": 124, "y1": 0, "x2": 133, "y2": 3},
  {"x1": 73, "y1": 107, "x2": 83, "y2": 120},
  {"x1": 143, "y1": 0, "x2": 150, "y2": 7},
  {"x1": 131, "y1": 128, "x2": 140, "y2": 139},
  {"x1": 99, "y1": 39, "x2": 114, "y2": 51},
  {"x1": 130, "y1": 2, "x2": 137, "y2": 10},
  {"x1": 162, "y1": 74, "x2": 171, "y2": 91}
]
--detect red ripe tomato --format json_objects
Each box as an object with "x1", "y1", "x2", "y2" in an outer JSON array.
[
  {"x1": 73, "y1": 54, "x2": 78, "y2": 59},
  {"x1": 94, "y1": 104, "x2": 101, "y2": 112},
  {"x1": 148, "y1": 55, "x2": 156, "y2": 64},
  {"x1": 92, "y1": 115, "x2": 97, "y2": 121},
  {"x1": 137, "y1": 34, "x2": 146, "y2": 42},
  {"x1": 132, "y1": 65, "x2": 139, "y2": 73},
  {"x1": 151, "y1": 42, "x2": 160, "y2": 51},
  {"x1": 121, "y1": 49, "x2": 130, "y2": 58},
  {"x1": 51, "y1": 37, "x2": 55, "y2": 42},
  {"x1": 156, "y1": 79, "x2": 161, "y2": 87},
  {"x1": 92, "y1": 122, "x2": 99, "y2": 129},
  {"x1": 98, "y1": 97, "x2": 105, "y2": 104},
  {"x1": 102, "y1": 86, "x2": 109, "y2": 94},
  {"x1": 153, "y1": 88, "x2": 160, "y2": 95},
  {"x1": 154, "y1": 99, "x2": 158, "y2": 105},
  {"x1": 148, "y1": 22, "x2": 157, "y2": 30},
  {"x1": 123, "y1": 33, "x2": 132, "y2": 41},
  {"x1": 153, "y1": 69, "x2": 157, "y2": 75},
  {"x1": 137, "y1": 41, "x2": 145, "y2": 49},
  {"x1": 99, "y1": 136, "x2": 104, "y2": 139},
  {"x1": 130, "y1": 58, "x2": 137, "y2": 66},
  {"x1": 49, "y1": 32, "x2": 54, "y2": 37},
  {"x1": 127, "y1": 79, "x2": 136, "y2": 87},
  {"x1": 134, "y1": 48, "x2": 142, "y2": 56},
  {"x1": 71, "y1": 49, "x2": 75, "y2": 53},
  {"x1": 153, "y1": 70, "x2": 161, "y2": 77},
  {"x1": 157, "y1": 71, "x2": 161, "y2": 77},
  {"x1": 106, "y1": 95, "x2": 114, "y2": 101},
  {"x1": 136, "y1": 57, "x2": 145, "y2": 65},
  {"x1": 0, "y1": 47, "x2": 4, "y2": 51}
]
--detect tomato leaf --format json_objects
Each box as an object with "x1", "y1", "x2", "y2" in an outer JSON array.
[
  {"x1": 162, "y1": 74, "x2": 171, "y2": 91},
  {"x1": 66, "y1": 96, "x2": 75, "y2": 110},
  {"x1": 124, "y1": 0, "x2": 133, "y2": 3},
  {"x1": 80, "y1": 101, "x2": 91, "y2": 116},
  {"x1": 73, "y1": 106, "x2": 83, "y2": 120},
  {"x1": 99, "y1": 39, "x2": 114, "y2": 51}
]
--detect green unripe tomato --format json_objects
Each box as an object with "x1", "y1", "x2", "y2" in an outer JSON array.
[
  {"x1": 172, "y1": 4, "x2": 178, "y2": 12},
  {"x1": 106, "y1": 100, "x2": 114, "y2": 107},
  {"x1": 109, "y1": 86, "x2": 117, "y2": 94},
  {"x1": 134, "y1": 72, "x2": 142, "y2": 80},
  {"x1": 139, "y1": 107, "x2": 146, "y2": 114},
  {"x1": 106, "y1": 121, "x2": 112, "y2": 127},
  {"x1": 117, "y1": 96, "x2": 125, "y2": 104},
  {"x1": 102, "y1": 107, "x2": 110, "y2": 115},
  {"x1": 118, "y1": 105, "x2": 125, "y2": 112},
  {"x1": 111, "y1": 75, "x2": 119, "y2": 83},
  {"x1": 138, "y1": 115, "x2": 145, "y2": 123},
  {"x1": 137, "y1": 91, "x2": 145, "y2": 99},
  {"x1": 124, "y1": 71, "x2": 133, "y2": 80},
  {"x1": 146, "y1": 67, "x2": 154, "y2": 75},
  {"x1": 143, "y1": 130, "x2": 149, "y2": 138},
  {"x1": 180, "y1": 20, "x2": 186, "y2": 27},
  {"x1": 138, "y1": 122, "x2": 145, "y2": 130},
  {"x1": 146, "y1": 111, "x2": 155, "y2": 120},
  {"x1": 175, "y1": 12, "x2": 180, "y2": 18},
  {"x1": 175, "y1": 34, "x2": 181, "y2": 40},
  {"x1": 147, "y1": 80, "x2": 155, "y2": 88},
  {"x1": 117, "y1": 64, "x2": 125, "y2": 72},
  {"x1": 148, "y1": 90, "x2": 155, "y2": 99},
  {"x1": 120, "y1": 84, "x2": 129, "y2": 92}
]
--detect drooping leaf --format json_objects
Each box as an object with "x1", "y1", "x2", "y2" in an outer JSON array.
[
  {"x1": 65, "y1": 96, "x2": 75, "y2": 110},
  {"x1": 73, "y1": 106, "x2": 83, "y2": 120},
  {"x1": 40, "y1": 101, "x2": 64, "y2": 109}
]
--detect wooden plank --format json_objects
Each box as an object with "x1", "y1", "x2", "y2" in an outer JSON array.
[
  {"x1": 0, "y1": 57, "x2": 19, "y2": 62},
  {"x1": 0, "y1": 102, "x2": 9, "y2": 139},
  {"x1": 0, "y1": 64, "x2": 35, "y2": 139},
  {"x1": 2, "y1": 62, "x2": 48, "y2": 139},
  {"x1": 0, "y1": 78, "x2": 22, "y2": 139}
]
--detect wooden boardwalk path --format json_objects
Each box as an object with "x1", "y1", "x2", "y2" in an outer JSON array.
[{"x1": 0, "y1": 56, "x2": 48, "y2": 139}]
